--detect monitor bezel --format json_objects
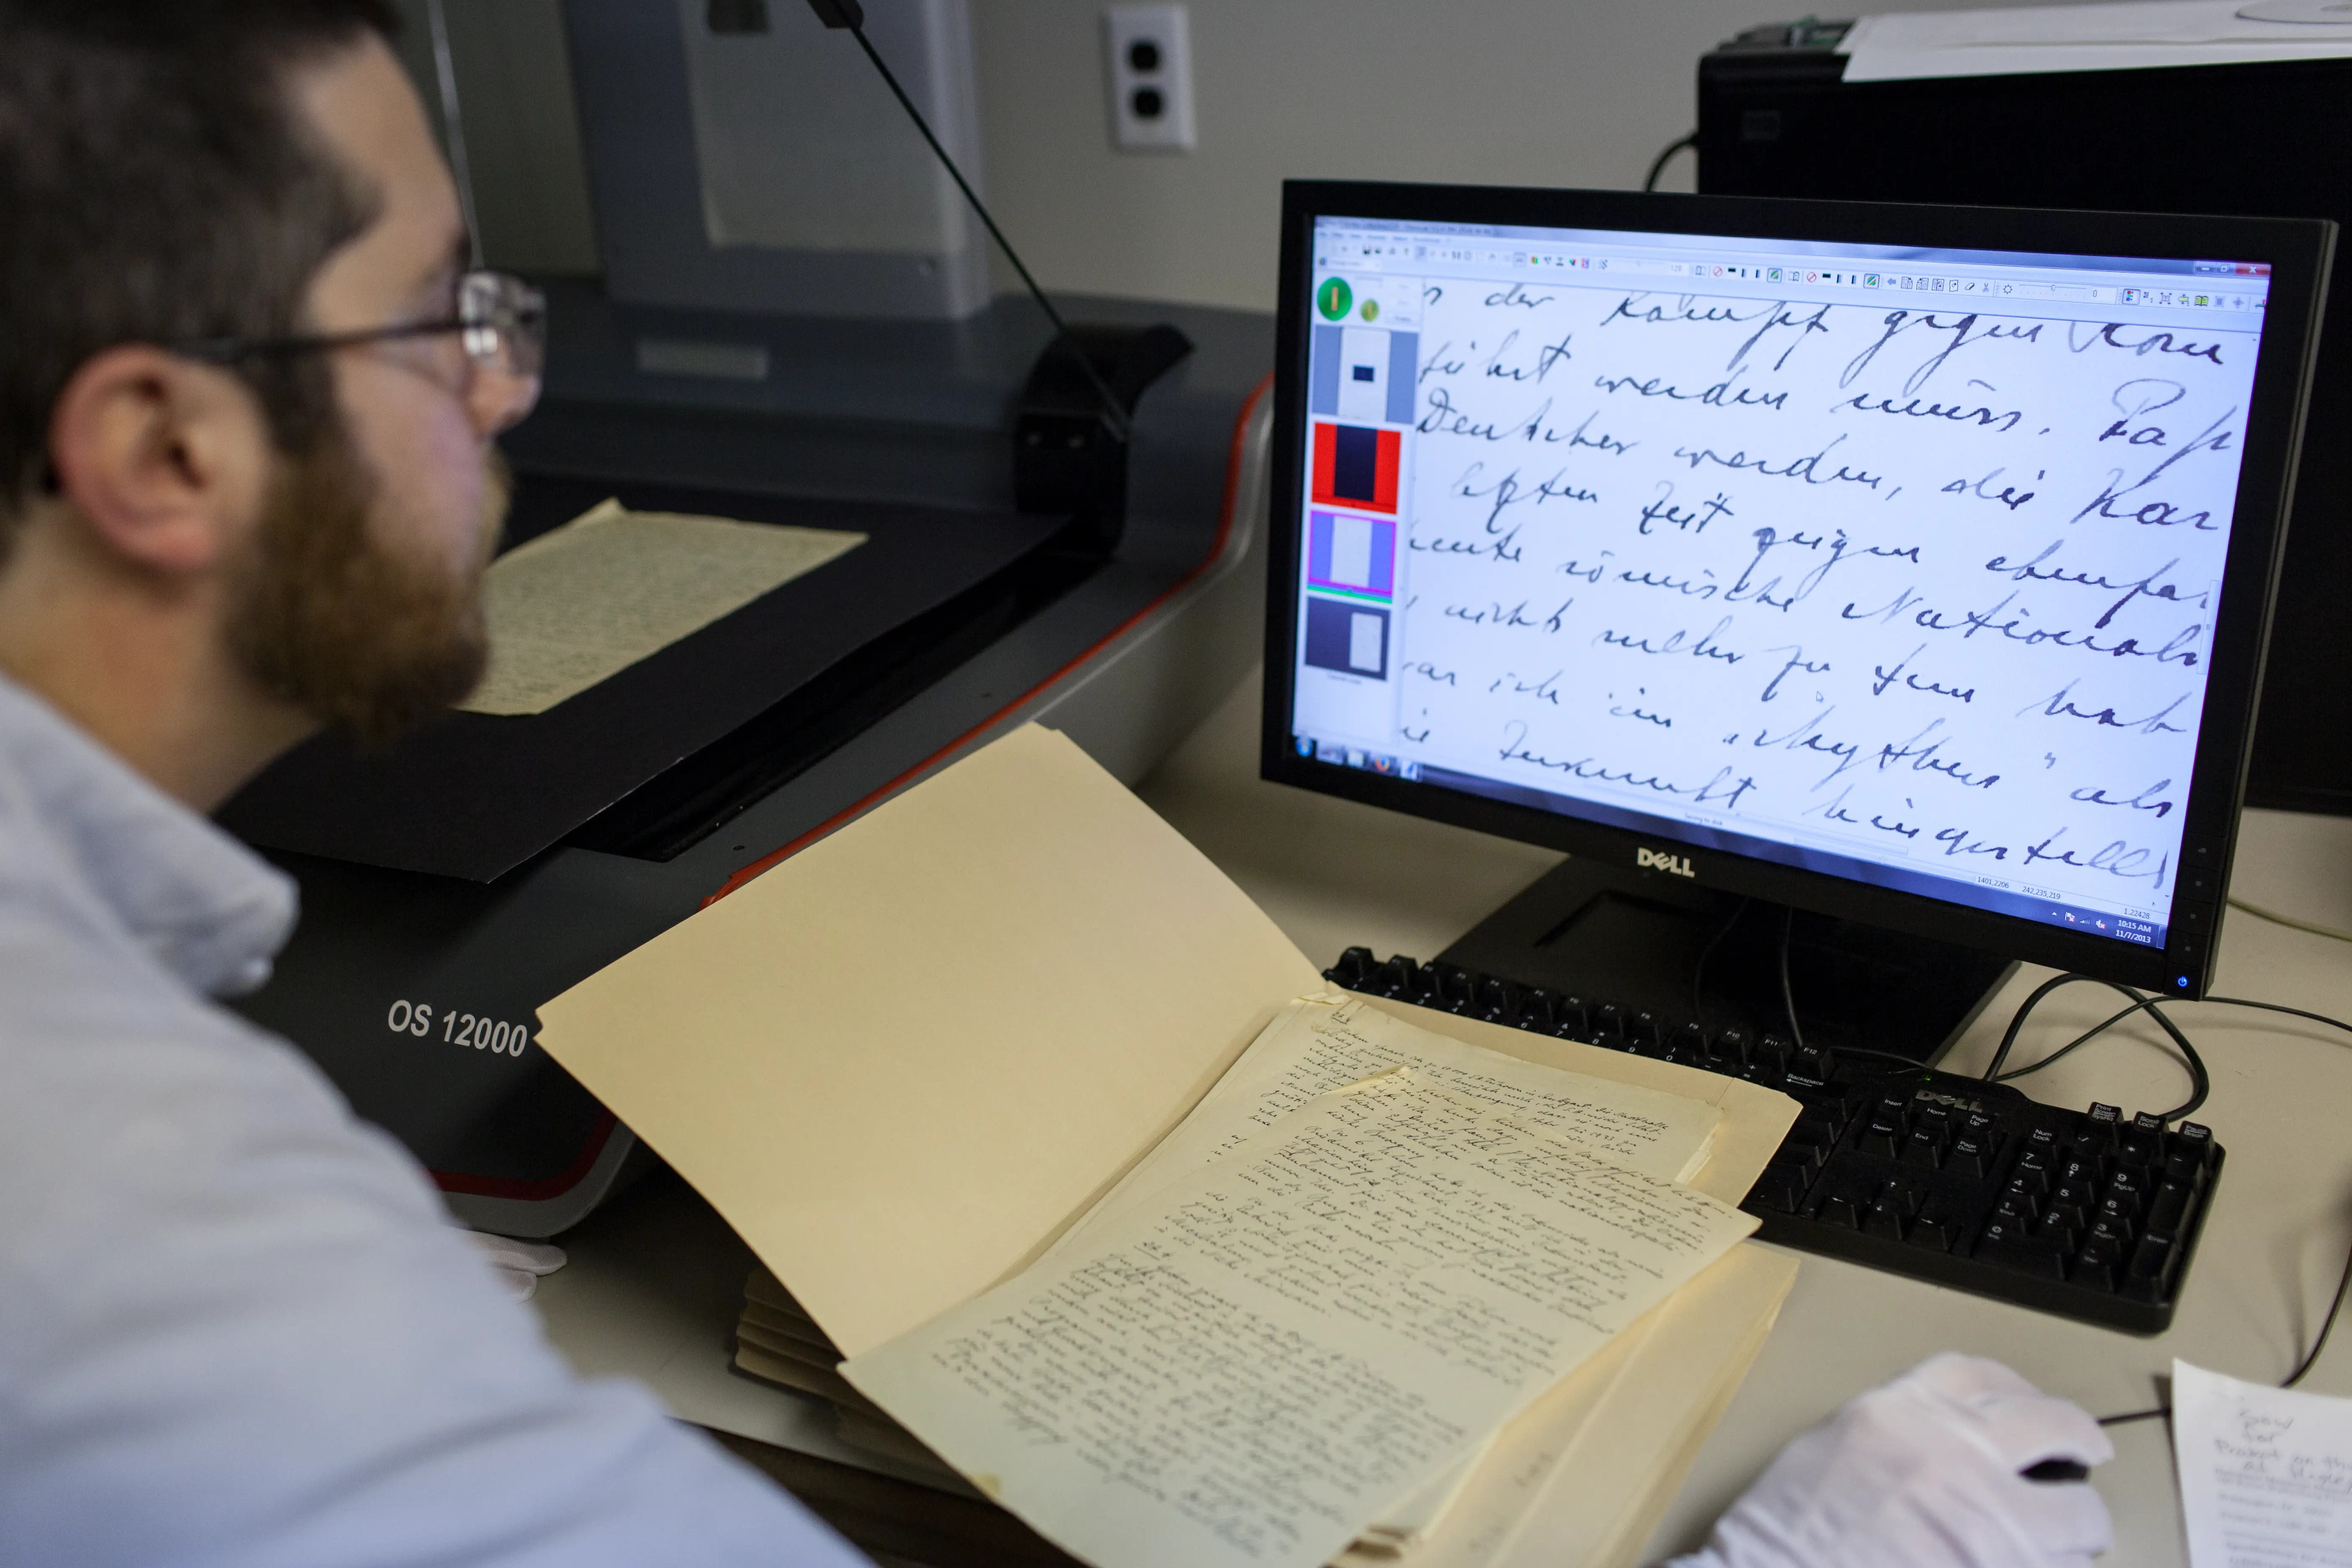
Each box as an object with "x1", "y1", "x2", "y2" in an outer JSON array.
[{"x1": 1260, "y1": 180, "x2": 2334, "y2": 998}]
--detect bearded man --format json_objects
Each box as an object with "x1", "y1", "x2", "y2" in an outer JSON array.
[
  {"x1": 0, "y1": 3, "x2": 867, "y2": 1560},
  {"x1": 0, "y1": 4, "x2": 2116, "y2": 1565}
]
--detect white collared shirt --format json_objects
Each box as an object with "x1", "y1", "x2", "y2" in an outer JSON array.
[{"x1": 0, "y1": 674, "x2": 867, "y2": 1565}]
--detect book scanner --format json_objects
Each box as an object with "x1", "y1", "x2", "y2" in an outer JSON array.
[{"x1": 218, "y1": 0, "x2": 1271, "y2": 1234}]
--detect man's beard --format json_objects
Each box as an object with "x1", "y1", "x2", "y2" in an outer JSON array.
[{"x1": 225, "y1": 417, "x2": 504, "y2": 746}]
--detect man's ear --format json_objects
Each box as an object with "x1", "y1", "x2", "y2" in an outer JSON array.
[{"x1": 46, "y1": 346, "x2": 273, "y2": 578}]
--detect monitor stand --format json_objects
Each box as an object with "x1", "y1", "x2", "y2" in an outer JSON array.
[{"x1": 1434, "y1": 858, "x2": 2017, "y2": 1067}]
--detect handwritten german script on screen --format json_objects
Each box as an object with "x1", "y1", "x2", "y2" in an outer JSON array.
[{"x1": 1293, "y1": 245, "x2": 2264, "y2": 938}]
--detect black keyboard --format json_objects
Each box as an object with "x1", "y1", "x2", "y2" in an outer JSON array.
[{"x1": 1326, "y1": 947, "x2": 2224, "y2": 1334}]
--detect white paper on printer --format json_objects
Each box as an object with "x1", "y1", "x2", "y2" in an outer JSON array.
[
  {"x1": 2174, "y1": 1357, "x2": 2352, "y2": 1568},
  {"x1": 843, "y1": 1070, "x2": 1757, "y2": 1568},
  {"x1": 1841, "y1": 1, "x2": 2352, "y2": 83}
]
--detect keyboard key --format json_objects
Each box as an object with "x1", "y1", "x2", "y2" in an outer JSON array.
[
  {"x1": 1901, "y1": 1130, "x2": 1944, "y2": 1168},
  {"x1": 1859, "y1": 1120, "x2": 1902, "y2": 1158},
  {"x1": 1818, "y1": 1194, "x2": 1863, "y2": 1229},
  {"x1": 1749, "y1": 1163, "x2": 1812, "y2": 1213},
  {"x1": 2044, "y1": 1182, "x2": 2094, "y2": 1229},
  {"x1": 1945, "y1": 1135, "x2": 1991, "y2": 1178},
  {"x1": 1908, "y1": 1215, "x2": 1956, "y2": 1252},
  {"x1": 2088, "y1": 1212, "x2": 2135, "y2": 1251},
  {"x1": 1977, "y1": 1225, "x2": 2069, "y2": 1279},
  {"x1": 2055, "y1": 1154, "x2": 2104, "y2": 1190},
  {"x1": 2145, "y1": 1179, "x2": 2192, "y2": 1242},
  {"x1": 2034, "y1": 1212, "x2": 2078, "y2": 1251},
  {"x1": 1783, "y1": 1136, "x2": 1833, "y2": 1170}
]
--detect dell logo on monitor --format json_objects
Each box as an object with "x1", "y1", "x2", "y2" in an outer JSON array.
[{"x1": 1637, "y1": 847, "x2": 1696, "y2": 878}]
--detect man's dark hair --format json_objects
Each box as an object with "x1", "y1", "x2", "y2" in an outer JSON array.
[{"x1": 0, "y1": 0, "x2": 401, "y2": 544}]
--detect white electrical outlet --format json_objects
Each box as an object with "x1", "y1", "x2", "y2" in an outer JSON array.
[{"x1": 1104, "y1": 5, "x2": 1195, "y2": 152}]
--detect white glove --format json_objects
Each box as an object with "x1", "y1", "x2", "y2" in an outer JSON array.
[
  {"x1": 1664, "y1": 1353, "x2": 2115, "y2": 1568},
  {"x1": 459, "y1": 1229, "x2": 567, "y2": 1302}
]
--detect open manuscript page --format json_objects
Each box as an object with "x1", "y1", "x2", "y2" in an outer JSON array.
[
  {"x1": 843, "y1": 1069, "x2": 1757, "y2": 1568},
  {"x1": 1021, "y1": 994, "x2": 1728, "y2": 1554},
  {"x1": 1055, "y1": 996, "x2": 1721, "y2": 1255}
]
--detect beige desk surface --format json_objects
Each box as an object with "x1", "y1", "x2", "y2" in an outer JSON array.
[{"x1": 533, "y1": 672, "x2": 2352, "y2": 1567}]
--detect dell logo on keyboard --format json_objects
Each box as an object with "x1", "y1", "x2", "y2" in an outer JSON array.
[{"x1": 1637, "y1": 847, "x2": 1696, "y2": 878}]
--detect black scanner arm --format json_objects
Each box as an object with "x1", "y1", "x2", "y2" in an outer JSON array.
[{"x1": 800, "y1": 0, "x2": 1201, "y2": 550}]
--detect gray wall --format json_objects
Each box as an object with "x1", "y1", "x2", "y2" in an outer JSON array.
[{"x1": 398, "y1": 0, "x2": 2079, "y2": 311}]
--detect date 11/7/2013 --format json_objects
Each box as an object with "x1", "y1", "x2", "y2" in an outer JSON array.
[{"x1": 385, "y1": 998, "x2": 529, "y2": 1057}]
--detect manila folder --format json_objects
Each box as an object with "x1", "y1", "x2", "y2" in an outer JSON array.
[{"x1": 535, "y1": 725, "x2": 1322, "y2": 1358}]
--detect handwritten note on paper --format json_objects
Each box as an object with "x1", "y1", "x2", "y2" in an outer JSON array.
[
  {"x1": 1046, "y1": 999, "x2": 1722, "y2": 1261},
  {"x1": 1356, "y1": 271, "x2": 2258, "y2": 936},
  {"x1": 2176, "y1": 1359, "x2": 2352, "y2": 1568},
  {"x1": 459, "y1": 498, "x2": 865, "y2": 715},
  {"x1": 843, "y1": 1070, "x2": 1756, "y2": 1568},
  {"x1": 1157, "y1": 999, "x2": 1717, "y2": 1176}
]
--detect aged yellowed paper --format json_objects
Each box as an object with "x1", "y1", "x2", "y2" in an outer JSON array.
[
  {"x1": 459, "y1": 497, "x2": 864, "y2": 715},
  {"x1": 843, "y1": 1072, "x2": 1758, "y2": 1568}
]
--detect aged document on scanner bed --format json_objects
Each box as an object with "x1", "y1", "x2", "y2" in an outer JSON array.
[
  {"x1": 843, "y1": 1070, "x2": 1756, "y2": 1568},
  {"x1": 459, "y1": 497, "x2": 865, "y2": 715}
]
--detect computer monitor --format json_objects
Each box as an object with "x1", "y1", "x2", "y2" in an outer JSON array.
[{"x1": 1262, "y1": 182, "x2": 2331, "y2": 1062}]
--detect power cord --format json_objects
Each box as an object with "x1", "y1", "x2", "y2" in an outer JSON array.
[
  {"x1": 1691, "y1": 898, "x2": 1751, "y2": 1039},
  {"x1": 2231, "y1": 895, "x2": 2352, "y2": 945},
  {"x1": 1981, "y1": 973, "x2": 2210, "y2": 1122},
  {"x1": 1779, "y1": 905, "x2": 1808, "y2": 1057},
  {"x1": 1644, "y1": 131, "x2": 1698, "y2": 193}
]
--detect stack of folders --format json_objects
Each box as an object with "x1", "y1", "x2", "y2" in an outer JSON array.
[{"x1": 537, "y1": 725, "x2": 1804, "y2": 1568}]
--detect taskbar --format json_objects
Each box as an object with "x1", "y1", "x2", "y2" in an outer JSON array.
[{"x1": 1286, "y1": 733, "x2": 2167, "y2": 949}]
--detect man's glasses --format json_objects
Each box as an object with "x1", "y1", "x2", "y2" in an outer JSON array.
[{"x1": 173, "y1": 269, "x2": 546, "y2": 417}]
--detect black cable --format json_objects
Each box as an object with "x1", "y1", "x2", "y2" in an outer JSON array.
[
  {"x1": 2287, "y1": 1230, "x2": 2352, "y2": 1389},
  {"x1": 1644, "y1": 131, "x2": 1699, "y2": 193},
  {"x1": 1690, "y1": 898, "x2": 1749, "y2": 1037},
  {"x1": 1991, "y1": 1000, "x2": 2143, "y2": 1080},
  {"x1": 820, "y1": 12, "x2": 1132, "y2": 440},
  {"x1": 1779, "y1": 905, "x2": 1807, "y2": 1055},
  {"x1": 2206, "y1": 996, "x2": 2352, "y2": 1041},
  {"x1": 1979, "y1": 972, "x2": 2208, "y2": 1122}
]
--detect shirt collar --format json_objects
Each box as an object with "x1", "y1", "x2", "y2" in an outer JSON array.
[{"x1": 0, "y1": 673, "x2": 297, "y2": 996}]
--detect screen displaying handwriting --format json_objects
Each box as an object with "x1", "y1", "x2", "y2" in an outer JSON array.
[{"x1": 1289, "y1": 224, "x2": 2269, "y2": 943}]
